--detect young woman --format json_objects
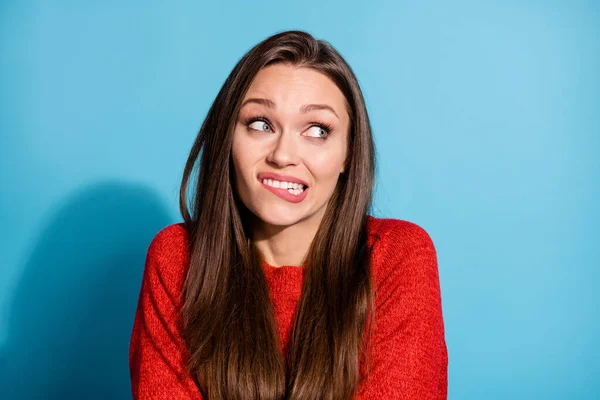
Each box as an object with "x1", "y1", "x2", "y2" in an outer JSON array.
[{"x1": 129, "y1": 30, "x2": 448, "y2": 400}]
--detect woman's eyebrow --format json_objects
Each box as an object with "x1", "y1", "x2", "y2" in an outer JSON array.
[
  {"x1": 300, "y1": 103, "x2": 339, "y2": 120},
  {"x1": 241, "y1": 97, "x2": 339, "y2": 120}
]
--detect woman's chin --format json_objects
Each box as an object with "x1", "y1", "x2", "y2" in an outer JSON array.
[{"x1": 255, "y1": 208, "x2": 305, "y2": 227}]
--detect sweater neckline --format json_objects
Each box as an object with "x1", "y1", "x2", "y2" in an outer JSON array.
[
  {"x1": 261, "y1": 260, "x2": 305, "y2": 295},
  {"x1": 262, "y1": 261, "x2": 305, "y2": 270}
]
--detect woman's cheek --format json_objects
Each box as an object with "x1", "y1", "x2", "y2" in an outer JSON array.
[{"x1": 310, "y1": 151, "x2": 344, "y2": 175}]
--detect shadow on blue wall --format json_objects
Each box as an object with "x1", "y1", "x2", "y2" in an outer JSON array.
[{"x1": 1, "y1": 181, "x2": 174, "y2": 399}]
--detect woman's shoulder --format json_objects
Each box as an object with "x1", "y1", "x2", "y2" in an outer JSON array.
[
  {"x1": 366, "y1": 215, "x2": 435, "y2": 248},
  {"x1": 147, "y1": 222, "x2": 189, "y2": 251},
  {"x1": 142, "y1": 222, "x2": 191, "y2": 299},
  {"x1": 365, "y1": 215, "x2": 438, "y2": 283},
  {"x1": 146, "y1": 222, "x2": 190, "y2": 264}
]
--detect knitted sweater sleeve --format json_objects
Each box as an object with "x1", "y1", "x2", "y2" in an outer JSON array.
[
  {"x1": 357, "y1": 220, "x2": 448, "y2": 399},
  {"x1": 129, "y1": 226, "x2": 203, "y2": 399}
]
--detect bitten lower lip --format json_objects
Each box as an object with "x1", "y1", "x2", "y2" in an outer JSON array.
[{"x1": 258, "y1": 178, "x2": 309, "y2": 203}]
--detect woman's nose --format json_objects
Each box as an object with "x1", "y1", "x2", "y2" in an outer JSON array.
[{"x1": 266, "y1": 130, "x2": 301, "y2": 167}]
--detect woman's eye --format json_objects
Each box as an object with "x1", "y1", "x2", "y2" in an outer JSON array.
[
  {"x1": 248, "y1": 120, "x2": 272, "y2": 132},
  {"x1": 306, "y1": 126, "x2": 329, "y2": 139}
]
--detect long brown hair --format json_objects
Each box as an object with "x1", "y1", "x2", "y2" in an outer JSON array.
[{"x1": 179, "y1": 30, "x2": 377, "y2": 400}]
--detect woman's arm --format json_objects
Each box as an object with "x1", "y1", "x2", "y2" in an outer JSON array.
[
  {"x1": 129, "y1": 227, "x2": 203, "y2": 399},
  {"x1": 357, "y1": 220, "x2": 448, "y2": 399}
]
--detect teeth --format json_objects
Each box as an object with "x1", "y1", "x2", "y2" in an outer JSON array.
[{"x1": 262, "y1": 178, "x2": 306, "y2": 195}]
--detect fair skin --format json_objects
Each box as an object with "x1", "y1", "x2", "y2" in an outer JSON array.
[{"x1": 231, "y1": 63, "x2": 350, "y2": 267}]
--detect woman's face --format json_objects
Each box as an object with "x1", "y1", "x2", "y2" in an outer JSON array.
[{"x1": 231, "y1": 63, "x2": 349, "y2": 227}]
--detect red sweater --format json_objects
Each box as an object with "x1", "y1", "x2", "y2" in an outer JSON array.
[{"x1": 129, "y1": 215, "x2": 448, "y2": 399}]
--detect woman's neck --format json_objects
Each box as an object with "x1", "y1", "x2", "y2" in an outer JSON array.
[{"x1": 251, "y1": 211, "x2": 324, "y2": 267}]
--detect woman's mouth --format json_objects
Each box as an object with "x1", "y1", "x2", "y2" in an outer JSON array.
[{"x1": 258, "y1": 178, "x2": 309, "y2": 203}]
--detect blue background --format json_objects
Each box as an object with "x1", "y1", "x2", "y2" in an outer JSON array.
[{"x1": 1, "y1": 1, "x2": 598, "y2": 399}]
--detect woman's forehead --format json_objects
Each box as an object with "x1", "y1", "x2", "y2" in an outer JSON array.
[{"x1": 242, "y1": 65, "x2": 347, "y2": 120}]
